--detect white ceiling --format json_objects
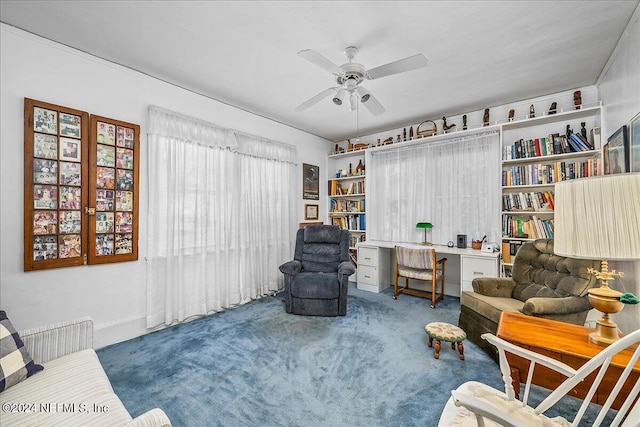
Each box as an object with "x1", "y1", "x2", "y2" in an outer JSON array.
[{"x1": 1, "y1": 1, "x2": 638, "y2": 142}]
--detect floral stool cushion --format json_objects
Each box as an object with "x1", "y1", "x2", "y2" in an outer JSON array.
[{"x1": 424, "y1": 322, "x2": 466, "y2": 360}]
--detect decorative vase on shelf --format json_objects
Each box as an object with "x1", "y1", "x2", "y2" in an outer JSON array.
[{"x1": 355, "y1": 159, "x2": 364, "y2": 175}]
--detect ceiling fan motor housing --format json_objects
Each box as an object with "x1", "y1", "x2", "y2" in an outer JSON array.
[{"x1": 336, "y1": 63, "x2": 365, "y2": 86}]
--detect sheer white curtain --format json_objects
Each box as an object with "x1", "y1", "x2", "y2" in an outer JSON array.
[
  {"x1": 368, "y1": 131, "x2": 501, "y2": 246},
  {"x1": 146, "y1": 106, "x2": 296, "y2": 328}
]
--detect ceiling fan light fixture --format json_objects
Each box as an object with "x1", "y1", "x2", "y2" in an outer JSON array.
[
  {"x1": 333, "y1": 88, "x2": 346, "y2": 105},
  {"x1": 355, "y1": 86, "x2": 371, "y2": 103},
  {"x1": 349, "y1": 92, "x2": 358, "y2": 111}
]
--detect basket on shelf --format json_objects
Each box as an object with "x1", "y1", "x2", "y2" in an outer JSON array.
[{"x1": 417, "y1": 120, "x2": 437, "y2": 138}]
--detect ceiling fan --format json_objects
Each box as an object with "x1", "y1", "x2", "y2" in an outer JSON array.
[{"x1": 295, "y1": 46, "x2": 428, "y2": 116}]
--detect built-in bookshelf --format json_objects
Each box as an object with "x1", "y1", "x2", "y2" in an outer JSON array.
[
  {"x1": 500, "y1": 104, "x2": 603, "y2": 276},
  {"x1": 327, "y1": 149, "x2": 366, "y2": 265}
]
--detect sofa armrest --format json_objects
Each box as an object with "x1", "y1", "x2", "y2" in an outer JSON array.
[
  {"x1": 522, "y1": 296, "x2": 592, "y2": 316},
  {"x1": 472, "y1": 277, "x2": 516, "y2": 298},
  {"x1": 279, "y1": 260, "x2": 302, "y2": 276},
  {"x1": 123, "y1": 408, "x2": 172, "y2": 427},
  {"x1": 19, "y1": 317, "x2": 93, "y2": 364},
  {"x1": 338, "y1": 261, "x2": 356, "y2": 278}
]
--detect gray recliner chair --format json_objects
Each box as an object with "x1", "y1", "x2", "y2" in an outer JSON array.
[
  {"x1": 459, "y1": 239, "x2": 599, "y2": 359},
  {"x1": 279, "y1": 225, "x2": 355, "y2": 316}
]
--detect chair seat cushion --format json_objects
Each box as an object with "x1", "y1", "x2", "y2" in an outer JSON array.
[
  {"x1": 398, "y1": 266, "x2": 441, "y2": 281},
  {"x1": 460, "y1": 291, "x2": 524, "y2": 325},
  {"x1": 440, "y1": 381, "x2": 570, "y2": 426},
  {"x1": 290, "y1": 272, "x2": 339, "y2": 299},
  {"x1": 425, "y1": 322, "x2": 467, "y2": 342}
]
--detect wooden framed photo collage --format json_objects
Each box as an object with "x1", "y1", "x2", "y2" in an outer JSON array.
[
  {"x1": 89, "y1": 115, "x2": 140, "y2": 264},
  {"x1": 24, "y1": 98, "x2": 139, "y2": 271}
]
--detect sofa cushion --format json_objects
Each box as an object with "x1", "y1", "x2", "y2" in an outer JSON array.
[
  {"x1": 511, "y1": 239, "x2": 597, "y2": 302},
  {"x1": 460, "y1": 291, "x2": 524, "y2": 325},
  {"x1": 0, "y1": 311, "x2": 43, "y2": 392},
  {"x1": 0, "y1": 349, "x2": 132, "y2": 426}
]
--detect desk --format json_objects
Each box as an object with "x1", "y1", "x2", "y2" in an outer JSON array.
[
  {"x1": 497, "y1": 311, "x2": 640, "y2": 410},
  {"x1": 355, "y1": 240, "x2": 499, "y2": 296}
]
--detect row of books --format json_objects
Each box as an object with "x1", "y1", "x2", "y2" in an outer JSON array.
[
  {"x1": 502, "y1": 158, "x2": 600, "y2": 186},
  {"x1": 329, "y1": 179, "x2": 365, "y2": 196},
  {"x1": 503, "y1": 132, "x2": 595, "y2": 161},
  {"x1": 350, "y1": 234, "x2": 365, "y2": 248},
  {"x1": 501, "y1": 240, "x2": 524, "y2": 264},
  {"x1": 330, "y1": 199, "x2": 365, "y2": 213},
  {"x1": 330, "y1": 214, "x2": 366, "y2": 231},
  {"x1": 502, "y1": 190, "x2": 554, "y2": 212},
  {"x1": 503, "y1": 215, "x2": 554, "y2": 239}
]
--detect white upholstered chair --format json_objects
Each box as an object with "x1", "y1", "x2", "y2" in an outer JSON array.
[
  {"x1": 393, "y1": 246, "x2": 447, "y2": 308},
  {"x1": 438, "y1": 330, "x2": 640, "y2": 427}
]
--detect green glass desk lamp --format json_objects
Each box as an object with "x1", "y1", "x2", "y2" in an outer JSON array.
[{"x1": 416, "y1": 222, "x2": 433, "y2": 245}]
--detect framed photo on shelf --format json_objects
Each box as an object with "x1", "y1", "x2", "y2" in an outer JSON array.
[
  {"x1": 607, "y1": 125, "x2": 629, "y2": 174},
  {"x1": 305, "y1": 204, "x2": 319, "y2": 220},
  {"x1": 302, "y1": 163, "x2": 319, "y2": 200},
  {"x1": 630, "y1": 112, "x2": 640, "y2": 173}
]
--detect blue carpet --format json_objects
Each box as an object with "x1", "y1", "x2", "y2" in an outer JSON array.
[{"x1": 98, "y1": 284, "x2": 617, "y2": 426}]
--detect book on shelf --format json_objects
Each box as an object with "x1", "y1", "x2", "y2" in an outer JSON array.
[
  {"x1": 502, "y1": 158, "x2": 600, "y2": 186},
  {"x1": 350, "y1": 234, "x2": 365, "y2": 247},
  {"x1": 330, "y1": 215, "x2": 347, "y2": 230},
  {"x1": 504, "y1": 131, "x2": 595, "y2": 161},
  {"x1": 502, "y1": 240, "x2": 524, "y2": 264},
  {"x1": 330, "y1": 199, "x2": 364, "y2": 213},
  {"x1": 503, "y1": 215, "x2": 554, "y2": 239},
  {"x1": 502, "y1": 190, "x2": 554, "y2": 212},
  {"x1": 502, "y1": 241, "x2": 512, "y2": 264}
]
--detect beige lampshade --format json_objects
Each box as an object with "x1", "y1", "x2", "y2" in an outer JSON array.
[{"x1": 554, "y1": 173, "x2": 640, "y2": 260}]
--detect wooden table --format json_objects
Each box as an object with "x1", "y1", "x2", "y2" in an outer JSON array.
[{"x1": 496, "y1": 311, "x2": 640, "y2": 410}]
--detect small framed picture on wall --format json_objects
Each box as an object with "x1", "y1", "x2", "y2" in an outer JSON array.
[
  {"x1": 305, "y1": 204, "x2": 319, "y2": 220},
  {"x1": 630, "y1": 112, "x2": 640, "y2": 172},
  {"x1": 302, "y1": 163, "x2": 319, "y2": 200}
]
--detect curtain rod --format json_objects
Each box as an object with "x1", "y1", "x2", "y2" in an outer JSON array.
[
  {"x1": 369, "y1": 130, "x2": 499, "y2": 155},
  {"x1": 147, "y1": 105, "x2": 294, "y2": 150}
]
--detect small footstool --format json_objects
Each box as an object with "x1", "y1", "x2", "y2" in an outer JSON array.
[{"x1": 424, "y1": 322, "x2": 466, "y2": 360}]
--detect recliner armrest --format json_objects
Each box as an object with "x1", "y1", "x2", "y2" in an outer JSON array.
[
  {"x1": 338, "y1": 261, "x2": 356, "y2": 278},
  {"x1": 522, "y1": 296, "x2": 592, "y2": 316},
  {"x1": 472, "y1": 277, "x2": 516, "y2": 298},
  {"x1": 279, "y1": 260, "x2": 302, "y2": 276}
]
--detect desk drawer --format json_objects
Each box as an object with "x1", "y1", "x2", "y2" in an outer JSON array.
[
  {"x1": 358, "y1": 247, "x2": 378, "y2": 266},
  {"x1": 462, "y1": 257, "x2": 497, "y2": 282},
  {"x1": 358, "y1": 264, "x2": 378, "y2": 285}
]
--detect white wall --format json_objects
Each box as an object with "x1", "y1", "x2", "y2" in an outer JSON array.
[
  {"x1": 598, "y1": 4, "x2": 640, "y2": 333},
  {"x1": 0, "y1": 24, "x2": 331, "y2": 347}
]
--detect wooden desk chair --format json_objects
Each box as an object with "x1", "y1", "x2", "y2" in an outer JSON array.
[{"x1": 393, "y1": 246, "x2": 447, "y2": 308}]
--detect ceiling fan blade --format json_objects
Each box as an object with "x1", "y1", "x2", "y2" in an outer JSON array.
[
  {"x1": 298, "y1": 49, "x2": 343, "y2": 76},
  {"x1": 366, "y1": 54, "x2": 429, "y2": 80},
  {"x1": 295, "y1": 87, "x2": 336, "y2": 112},
  {"x1": 362, "y1": 93, "x2": 385, "y2": 116}
]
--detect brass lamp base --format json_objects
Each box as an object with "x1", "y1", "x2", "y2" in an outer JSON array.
[
  {"x1": 588, "y1": 316, "x2": 621, "y2": 345},
  {"x1": 587, "y1": 266, "x2": 624, "y2": 346}
]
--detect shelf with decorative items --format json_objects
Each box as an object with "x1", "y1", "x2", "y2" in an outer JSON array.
[{"x1": 500, "y1": 102, "x2": 603, "y2": 277}]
